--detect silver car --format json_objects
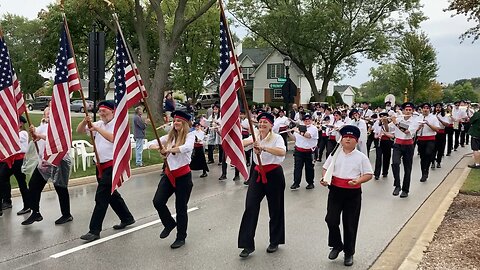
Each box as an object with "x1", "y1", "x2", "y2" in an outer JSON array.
[{"x1": 70, "y1": 100, "x2": 94, "y2": 112}]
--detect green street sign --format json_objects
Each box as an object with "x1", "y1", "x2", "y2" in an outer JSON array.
[
  {"x1": 277, "y1": 77, "x2": 287, "y2": 82},
  {"x1": 269, "y1": 83, "x2": 284, "y2": 89}
]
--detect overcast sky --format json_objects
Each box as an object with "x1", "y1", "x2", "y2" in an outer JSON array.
[{"x1": 1, "y1": 0, "x2": 478, "y2": 86}]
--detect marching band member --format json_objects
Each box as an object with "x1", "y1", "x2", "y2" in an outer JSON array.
[
  {"x1": 0, "y1": 116, "x2": 30, "y2": 215},
  {"x1": 78, "y1": 101, "x2": 135, "y2": 241},
  {"x1": 462, "y1": 101, "x2": 474, "y2": 146},
  {"x1": 349, "y1": 109, "x2": 368, "y2": 156},
  {"x1": 452, "y1": 101, "x2": 466, "y2": 150},
  {"x1": 391, "y1": 102, "x2": 419, "y2": 198},
  {"x1": 240, "y1": 109, "x2": 252, "y2": 166},
  {"x1": 416, "y1": 103, "x2": 440, "y2": 182},
  {"x1": 273, "y1": 109, "x2": 290, "y2": 150},
  {"x1": 189, "y1": 121, "x2": 209, "y2": 178},
  {"x1": 151, "y1": 111, "x2": 195, "y2": 249},
  {"x1": 326, "y1": 111, "x2": 345, "y2": 157},
  {"x1": 373, "y1": 113, "x2": 395, "y2": 180},
  {"x1": 366, "y1": 113, "x2": 379, "y2": 154},
  {"x1": 433, "y1": 103, "x2": 449, "y2": 168},
  {"x1": 288, "y1": 114, "x2": 318, "y2": 190},
  {"x1": 238, "y1": 112, "x2": 286, "y2": 258},
  {"x1": 445, "y1": 105, "x2": 454, "y2": 156},
  {"x1": 206, "y1": 104, "x2": 221, "y2": 164},
  {"x1": 320, "y1": 125, "x2": 373, "y2": 267}
]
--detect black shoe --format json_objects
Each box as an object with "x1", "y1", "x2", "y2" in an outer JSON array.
[
  {"x1": 55, "y1": 215, "x2": 73, "y2": 225},
  {"x1": 290, "y1": 184, "x2": 300, "y2": 190},
  {"x1": 468, "y1": 164, "x2": 480, "y2": 169},
  {"x1": 0, "y1": 209, "x2": 2, "y2": 216},
  {"x1": 344, "y1": 255, "x2": 354, "y2": 266},
  {"x1": 374, "y1": 176, "x2": 379, "y2": 180},
  {"x1": 446, "y1": 152, "x2": 451, "y2": 156},
  {"x1": 454, "y1": 148, "x2": 457, "y2": 151},
  {"x1": 431, "y1": 163, "x2": 435, "y2": 169},
  {"x1": 328, "y1": 248, "x2": 342, "y2": 260},
  {"x1": 2, "y1": 202, "x2": 12, "y2": 210},
  {"x1": 382, "y1": 174, "x2": 388, "y2": 178},
  {"x1": 392, "y1": 187, "x2": 401, "y2": 196},
  {"x1": 243, "y1": 180, "x2": 249, "y2": 186},
  {"x1": 306, "y1": 184, "x2": 315, "y2": 190},
  {"x1": 113, "y1": 219, "x2": 135, "y2": 230},
  {"x1": 420, "y1": 176, "x2": 427, "y2": 182},
  {"x1": 17, "y1": 208, "x2": 31, "y2": 215},
  {"x1": 170, "y1": 239, "x2": 185, "y2": 249},
  {"x1": 233, "y1": 175, "x2": 240, "y2": 181},
  {"x1": 80, "y1": 232, "x2": 100, "y2": 242},
  {"x1": 218, "y1": 175, "x2": 227, "y2": 180},
  {"x1": 400, "y1": 191, "x2": 409, "y2": 198},
  {"x1": 461, "y1": 145, "x2": 465, "y2": 148},
  {"x1": 207, "y1": 160, "x2": 214, "y2": 164},
  {"x1": 160, "y1": 224, "x2": 176, "y2": 239},
  {"x1": 200, "y1": 173, "x2": 208, "y2": 178},
  {"x1": 246, "y1": 163, "x2": 251, "y2": 167},
  {"x1": 21, "y1": 212, "x2": 43, "y2": 225},
  {"x1": 218, "y1": 163, "x2": 222, "y2": 166},
  {"x1": 437, "y1": 163, "x2": 441, "y2": 168},
  {"x1": 239, "y1": 248, "x2": 254, "y2": 258},
  {"x1": 266, "y1": 244, "x2": 278, "y2": 253}
]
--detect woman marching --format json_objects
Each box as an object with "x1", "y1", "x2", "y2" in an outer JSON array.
[
  {"x1": 190, "y1": 121, "x2": 209, "y2": 178},
  {"x1": 238, "y1": 112, "x2": 287, "y2": 258},
  {"x1": 151, "y1": 111, "x2": 195, "y2": 249}
]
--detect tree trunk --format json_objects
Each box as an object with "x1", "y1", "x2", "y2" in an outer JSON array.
[
  {"x1": 303, "y1": 71, "x2": 320, "y2": 102},
  {"x1": 319, "y1": 64, "x2": 335, "y2": 101}
]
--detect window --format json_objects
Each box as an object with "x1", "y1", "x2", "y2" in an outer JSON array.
[
  {"x1": 242, "y1": 67, "x2": 254, "y2": 80},
  {"x1": 273, "y1": 89, "x2": 283, "y2": 99},
  {"x1": 267, "y1": 64, "x2": 285, "y2": 79}
]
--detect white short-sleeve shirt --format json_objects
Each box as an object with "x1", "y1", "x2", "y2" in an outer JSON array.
[
  {"x1": 323, "y1": 149, "x2": 373, "y2": 179},
  {"x1": 249, "y1": 132, "x2": 286, "y2": 165}
]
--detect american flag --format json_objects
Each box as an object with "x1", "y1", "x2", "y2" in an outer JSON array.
[
  {"x1": 44, "y1": 22, "x2": 81, "y2": 165},
  {"x1": 0, "y1": 35, "x2": 21, "y2": 161},
  {"x1": 219, "y1": 10, "x2": 248, "y2": 180},
  {"x1": 112, "y1": 31, "x2": 146, "y2": 192}
]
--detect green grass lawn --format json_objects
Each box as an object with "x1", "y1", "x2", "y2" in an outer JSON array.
[
  {"x1": 460, "y1": 168, "x2": 480, "y2": 195},
  {"x1": 9, "y1": 113, "x2": 165, "y2": 189}
]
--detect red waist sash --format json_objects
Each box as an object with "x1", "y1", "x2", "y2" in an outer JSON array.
[
  {"x1": 417, "y1": 135, "x2": 436, "y2": 141},
  {"x1": 194, "y1": 143, "x2": 204, "y2": 148},
  {"x1": 279, "y1": 126, "x2": 288, "y2": 132},
  {"x1": 394, "y1": 138, "x2": 414, "y2": 145},
  {"x1": 98, "y1": 160, "x2": 113, "y2": 179},
  {"x1": 437, "y1": 129, "x2": 445, "y2": 134},
  {"x1": 381, "y1": 135, "x2": 391, "y2": 141},
  {"x1": 329, "y1": 135, "x2": 336, "y2": 140},
  {"x1": 295, "y1": 146, "x2": 313, "y2": 153},
  {"x1": 254, "y1": 164, "x2": 280, "y2": 184},
  {"x1": 1, "y1": 153, "x2": 25, "y2": 169},
  {"x1": 165, "y1": 164, "x2": 191, "y2": 188},
  {"x1": 331, "y1": 176, "x2": 361, "y2": 189}
]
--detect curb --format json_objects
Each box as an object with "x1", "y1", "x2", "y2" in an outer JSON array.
[{"x1": 10, "y1": 164, "x2": 164, "y2": 197}]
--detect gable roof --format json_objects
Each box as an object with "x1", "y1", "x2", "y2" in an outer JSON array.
[
  {"x1": 334, "y1": 85, "x2": 355, "y2": 94},
  {"x1": 239, "y1": 48, "x2": 275, "y2": 67}
]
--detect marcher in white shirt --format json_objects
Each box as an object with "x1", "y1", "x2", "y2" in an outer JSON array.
[
  {"x1": 326, "y1": 111, "x2": 345, "y2": 157},
  {"x1": 273, "y1": 109, "x2": 290, "y2": 150},
  {"x1": 348, "y1": 109, "x2": 368, "y2": 156},
  {"x1": 373, "y1": 112, "x2": 395, "y2": 180},
  {"x1": 190, "y1": 121, "x2": 209, "y2": 178},
  {"x1": 433, "y1": 103, "x2": 449, "y2": 168},
  {"x1": 238, "y1": 112, "x2": 286, "y2": 258},
  {"x1": 151, "y1": 111, "x2": 195, "y2": 249},
  {"x1": 415, "y1": 103, "x2": 440, "y2": 182},
  {"x1": 452, "y1": 100, "x2": 467, "y2": 150},
  {"x1": 320, "y1": 125, "x2": 373, "y2": 267}
]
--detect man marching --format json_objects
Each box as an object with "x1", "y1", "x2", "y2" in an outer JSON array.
[
  {"x1": 320, "y1": 125, "x2": 373, "y2": 267},
  {"x1": 415, "y1": 103, "x2": 440, "y2": 182}
]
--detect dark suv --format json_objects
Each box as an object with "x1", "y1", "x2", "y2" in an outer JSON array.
[{"x1": 28, "y1": 96, "x2": 52, "y2": 111}]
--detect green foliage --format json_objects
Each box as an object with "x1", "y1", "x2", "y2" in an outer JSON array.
[
  {"x1": 325, "y1": 96, "x2": 336, "y2": 107},
  {"x1": 242, "y1": 35, "x2": 269, "y2": 48},
  {"x1": 446, "y1": 0, "x2": 480, "y2": 41},
  {"x1": 333, "y1": 91, "x2": 344, "y2": 105},
  {"x1": 444, "y1": 82, "x2": 479, "y2": 103},
  {"x1": 460, "y1": 169, "x2": 480, "y2": 195},
  {"x1": 370, "y1": 95, "x2": 387, "y2": 109}
]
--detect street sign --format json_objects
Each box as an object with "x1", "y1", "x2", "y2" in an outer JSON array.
[
  {"x1": 277, "y1": 77, "x2": 287, "y2": 83},
  {"x1": 269, "y1": 83, "x2": 284, "y2": 89}
]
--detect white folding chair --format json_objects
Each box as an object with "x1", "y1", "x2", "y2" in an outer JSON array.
[
  {"x1": 72, "y1": 140, "x2": 96, "y2": 171},
  {"x1": 142, "y1": 138, "x2": 151, "y2": 159}
]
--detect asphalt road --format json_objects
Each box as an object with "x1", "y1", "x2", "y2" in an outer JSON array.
[{"x1": 0, "y1": 146, "x2": 471, "y2": 270}]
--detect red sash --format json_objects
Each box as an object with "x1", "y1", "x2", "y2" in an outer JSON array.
[
  {"x1": 417, "y1": 135, "x2": 435, "y2": 141},
  {"x1": 98, "y1": 160, "x2": 113, "y2": 179},
  {"x1": 194, "y1": 143, "x2": 203, "y2": 148},
  {"x1": 295, "y1": 146, "x2": 312, "y2": 153},
  {"x1": 437, "y1": 129, "x2": 445, "y2": 134},
  {"x1": 254, "y1": 164, "x2": 280, "y2": 184},
  {"x1": 1, "y1": 153, "x2": 25, "y2": 169},
  {"x1": 331, "y1": 176, "x2": 361, "y2": 189},
  {"x1": 394, "y1": 138, "x2": 414, "y2": 145},
  {"x1": 165, "y1": 164, "x2": 191, "y2": 188},
  {"x1": 279, "y1": 126, "x2": 288, "y2": 132},
  {"x1": 329, "y1": 135, "x2": 336, "y2": 140},
  {"x1": 381, "y1": 135, "x2": 391, "y2": 141}
]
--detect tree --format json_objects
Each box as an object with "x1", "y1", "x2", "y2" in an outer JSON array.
[
  {"x1": 446, "y1": 0, "x2": 480, "y2": 41},
  {"x1": 230, "y1": 0, "x2": 421, "y2": 101},
  {"x1": 242, "y1": 35, "x2": 269, "y2": 48},
  {"x1": 446, "y1": 82, "x2": 479, "y2": 102}
]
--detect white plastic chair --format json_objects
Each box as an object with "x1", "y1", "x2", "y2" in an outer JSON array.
[
  {"x1": 142, "y1": 138, "x2": 151, "y2": 159},
  {"x1": 130, "y1": 134, "x2": 136, "y2": 149},
  {"x1": 72, "y1": 140, "x2": 96, "y2": 171}
]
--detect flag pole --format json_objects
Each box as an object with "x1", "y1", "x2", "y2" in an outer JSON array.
[
  {"x1": 0, "y1": 27, "x2": 40, "y2": 154},
  {"x1": 219, "y1": 0, "x2": 265, "y2": 177},
  {"x1": 61, "y1": 13, "x2": 101, "y2": 170}
]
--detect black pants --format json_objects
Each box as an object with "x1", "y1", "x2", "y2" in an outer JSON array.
[
  {"x1": 153, "y1": 173, "x2": 193, "y2": 241},
  {"x1": 326, "y1": 139, "x2": 337, "y2": 157},
  {"x1": 366, "y1": 132, "x2": 378, "y2": 157},
  {"x1": 434, "y1": 132, "x2": 446, "y2": 164},
  {"x1": 0, "y1": 160, "x2": 29, "y2": 208},
  {"x1": 454, "y1": 127, "x2": 462, "y2": 149},
  {"x1": 242, "y1": 134, "x2": 252, "y2": 165},
  {"x1": 325, "y1": 185, "x2": 362, "y2": 256},
  {"x1": 207, "y1": 144, "x2": 219, "y2": 163},
  {"x1": 89, "y1": 166, "x2": 134, "y2": 235},
  {"x1": 238, "y1": 167, "x2": 285, "y2": 249},
  {"x1": 280, "y1": 132, "x2": 288, "y2": 151},
  {"x1": 29, "y1": 168, "x2": 70, "y2": 216},
  {"x1": 392, "y1": 144, "x2": 414, "y2": 193},
  {"x1": 417, "y1": 140, "x2": 436, "y2": 178},
  {"x1": 461, "y1": 122, "x2": 471, "y2": 145},
  {"x1": 374, "y1": 140, "x2": 393, "y2": 177},
  {"x1": 445, "y1": 126, "x2": 454, "y2": 154},
  {"x1": 293, "y1": 149, "x2": 314, "y2": 185},
  {"x1": 316, "y1": 136, "x2": 328, "y2": 160}
]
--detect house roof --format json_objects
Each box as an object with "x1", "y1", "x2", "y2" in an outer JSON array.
[
  {"x1": 334, "y1": 85, "x2": 355, "y2": 94},
  {"x1": 239, "y1": 48, "x2": 275, "y2": 67}
]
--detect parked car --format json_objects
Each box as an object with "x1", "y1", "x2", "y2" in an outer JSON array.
[
  {"x1": 195, "y1": 93, "x2": 220, "y2": 109},
  {"x1": 163, "y1": 100, "x2": 188, "y2": 112},
  {"x1": 27, "y1": 96, "x2": 52, "y2": 111},
  {"x1": 70, "y1": 100, "x2": 94, "y2": 113}
]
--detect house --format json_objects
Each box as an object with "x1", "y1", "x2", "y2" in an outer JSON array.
[
  {"x1": 330, "y1": 85, "x2": 356, "y2": 106},
  {"x1": 237, "y1": 45, "x2": 333, "y2": 107}
]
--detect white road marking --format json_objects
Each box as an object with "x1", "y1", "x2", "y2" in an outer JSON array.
[{"x1": 50, "y1": 207, "x2": 200, "y2": 259}]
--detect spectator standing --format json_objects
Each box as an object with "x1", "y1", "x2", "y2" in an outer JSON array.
[
  {"x1": 133, "y1": 106, "x2": 148, "y2": 167},
  {"x1": 164, "y1": 92, "x2": 176, "y2": 121}
]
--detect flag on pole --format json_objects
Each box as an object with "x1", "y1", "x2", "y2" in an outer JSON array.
[
  {"x1": 111, "y1": 31, "x2": 147, "y2": 192},
  {"x1": 0, "y1": 35, "x2": 21, "y2": 161},
  {"x1": 44, "y1": 22, "x2": 81, "y2": 165},
  {"x1": 219, "y1": 10, "x2": 248, "y2": 180}
]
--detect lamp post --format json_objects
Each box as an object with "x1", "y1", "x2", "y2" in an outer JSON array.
[{"x1": 283, "y1": 56, "x2": 291, "y2": 116}]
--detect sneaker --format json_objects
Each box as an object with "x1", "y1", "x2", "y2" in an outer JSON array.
[
  {"x1": 21, "y1": 212, "x2": 43, "y2": 225},
  {"x1": 17, "y1": 208, "x2": 31, "y2": 215},
  {"x1": 239, "y1": 248, "x2": 255, "y2": 258},
  {"x1": 112, "y1": 219, "x2": 135, "y2": 230},
  {"x1": 170, "y1": 239, "x2": 185, "y2": 249},
  {"x1": 80, "y1": 232, "x2": 100, "y2": 242},
  {"x1": 55, "y1": 215, "x2": 74, "y2": 225}
]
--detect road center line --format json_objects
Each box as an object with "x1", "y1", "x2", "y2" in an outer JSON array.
[{"x1": 50, "y1": 207, "x2": 199, "y2": 259}]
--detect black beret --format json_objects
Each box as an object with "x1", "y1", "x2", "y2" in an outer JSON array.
[
  {"x1": 420, "y1": 102, "x2": 431, "y2": 108},
  {"x1": 323, "y1": 115, "x2": 330, "y2": 121},
  {"x1": 349, "y1": 109, "x2": 359, "y2": 118},
  {"x1": 333, "y1": 110, "x2": 342, "y2": 116},
  {"x1": 454, "y1": 101, "x2": 461, "y2": 105},
  {"x1": 172, "y1": 110, "x2": 192, "y2": 122},
  {"x1": 433, "y1": 102, "x2": 443, "y2": 107},
  {"x1": 339, "y1": 125, "x2": 361, "y2": 140},
  {"x1": 212, "y1": 103, "x2": 220, "y2": 109},
  {"x1": 401, "y1": 102, "x2": 415, "y2": 109},
  {"x1": 19, "y1": 116, "x2": 27, "y2": 124},
  {"x1": 257, "y1": 112, "x2": 274, "y2": 124},
  {"x1": 302, "y1": 113, "x2": 312, "y2": 121},
  {"x1": 371, "y1": 113, "x2": 378, "y2": 119},
  {"x1": 379, "y1": 112, "x2": 389, "y2": 117},
  {"x1": 98, "y1": 100, "x2": 115, "y2": 110},
  {"x1": 193, "y1": 121, "x2": 201, "y2": 127}
]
